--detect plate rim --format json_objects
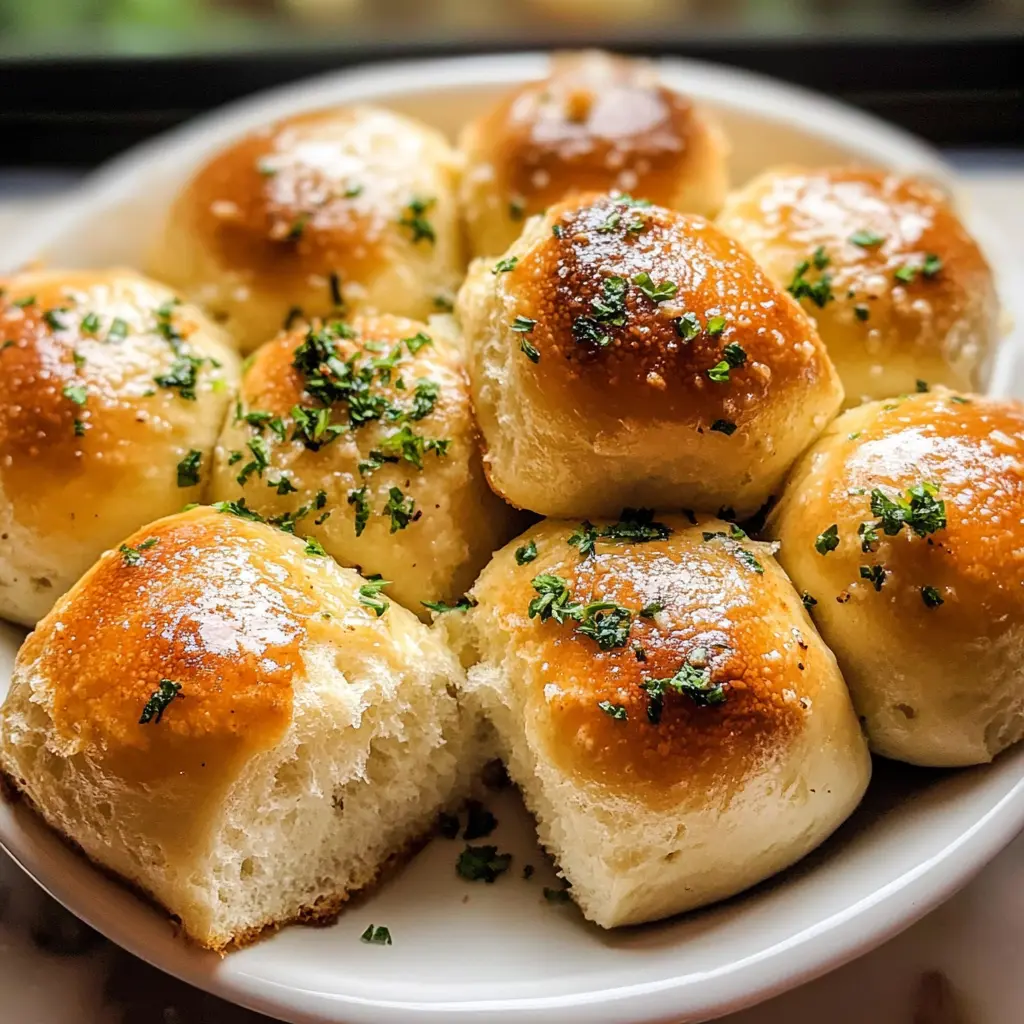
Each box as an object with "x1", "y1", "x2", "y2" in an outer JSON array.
[{"x1": 1, "y1": 50, "x2": 1023, "y2": 1024}]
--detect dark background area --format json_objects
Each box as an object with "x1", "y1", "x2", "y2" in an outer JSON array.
[{"x1": 0, "y1": 0, "x2": 1021, "y2": 167}]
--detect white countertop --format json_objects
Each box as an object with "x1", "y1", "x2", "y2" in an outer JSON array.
[{"x1": 1, "y1": 170, "x2": 1023, "y2": 1024}]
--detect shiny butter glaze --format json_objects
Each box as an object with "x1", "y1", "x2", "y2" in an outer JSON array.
[
  {"x1": 502, "y1": 192, "x2": 835, "y2": 427},
  {"x1": 717, "y1": 167, "x2": 997, "y2": 400},
  {"x1": 179, "y1": 107, "x2": 452, "y2": 302},
  {"x1": 469, "y1": 515, "x2": 826, "y2": 802},
  {"x1": 21, "y1": 508, "x2": 345, "y2": 780},
  {"x1": 472, "y1": 52, "x2": 712, "y2": 220},
  {"x1": 772, "y1": 390, "x2": 1024, "y2": 628},
  {"x1": 0, "y1": 270, "x2": 233, "y2": 537}
]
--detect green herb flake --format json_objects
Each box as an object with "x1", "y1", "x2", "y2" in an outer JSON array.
[
  {"x1": 493, "y1": 256, "x2": 519, "y2": 274},
  {"x1": 138, "y1": 679, "x2": 182, "y2": 725},
  {"x1": 597, "y1": 699, "x2": 627, "y2": 721},
  {"x1": 710, "y1": 419, "x2": 736, "y2": 435},
  {"x1": 543, "y1": 886, "x2": 572, "y2": 903},
  {"x1": 528, "y1": 574, "x2": 582, "y2": 624},
  {"x1": 107, "y1": 317, "x2": 129, "y2": 343},
  {"x1": 632, "y1": 272, "x2": 677, "y2": 303},
  {"x1": 859, "y1": 564, "x2": 887, "y2": 591},
  {"x1": 358, "y1": 575, "x2": 391, "y2": 616},
  {"x1": 456, "y1": 844, "x2": 512, "y2": 883},
  {"x1": 511, "y1": 315, "x2": 537, "y2": 334},
  {"x1": 304, "y1": 537, "x2": 328, "y2": 557},
  {"x1": 405, "y1": 331, "x2": 433, "y2": 355},
  {"x1": 673, "y1": 312, "x2": 701, "y2": 341},
  {"x1": 462, "y1": 802, "x2": 498, "y2": 841},
  {"x1": 399, "y1": 196, "x2": 436, "y2": 244},
  {"x1": 348, "y1": 487, "x2": 371, "y2": 536},
  {"x1": 577, "y1": 602, "x2": 633, "y2": 651},
  {"x1": 854, "y1": 304, "x2": 871, "y2": 321},
  {"x1": 869, "y1": 481, "x2": 946, "y2": 538},
  {"x1": 422, "y1": 595, "x2": 477, "y2": 614},
  {"x1": 815, "y1": 524, "x2": 840, "y2": 555},
  {"x1": 359, "y1": 924, "x2": 392, "y2": 946},
  {"x1": 921, "y1": 586, "x2": 944, "y2": 608},
  {"x1": 894, "y1": 264, "x2": 917, "y2": 284},
  {"x1": 12, "y1": 295, "x2": 35, "y2": 308},
  {"x1": 916, "y1": 379, "x2": 930, "y2": 393},
  {"x1": 43, "y1": 307, "x2": 69, "y2": 331},
  {"x1": 706, "y1": 315, "x2": 727, "y2": 337},
  {"x1": 176, "y1": 449, "x2": 202, "y2": 488},
  {"x1": 520, "y1": 337, "x2": 540, "y2": 363},
  {"x1": 383, "y1": 486, "x2": 416, "y2": 532},
  {"x1": 62, "y1": 383, "x2": 87, "y2": 406},
  {"x1": 922, "y1": 253, "x2": 943, "y2": 279},
  {"x1": 849, "y1": 230, "x2": 886, "y2": 248},
  {"x1": 812, "y1": 245, "x2": 830, "y2": 269},
  {"x1": 801, "y1": 591, "x2": 818, "y2": 609},
  {"x1": 515, "y1": 539, "x2": 538, "y2": 565}
]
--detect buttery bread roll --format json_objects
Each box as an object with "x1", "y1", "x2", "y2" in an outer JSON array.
[
  {"x1": 211, "y1": 314, "x2": 520, "y2": 613},
  {"x1": 148, "y1": 105, "x2": 464, "y2": 352},
  {"x1": 0, "y1": 506, "x2": 465, "y2": 950},
  {"x1": 457, "y1": 192, "x2": 843, "y2": 518},
  {"x1": 0, "y1": 269, "x2": 239, "y2": 627},
  {"x1": 451, "y1": 513, "x2": 870, "y2": 927},
  {"x1": 717, "y1": 167, "x2": 998, "y2": 406},
  {"x1": 768, "y1": 389, "x2": 1024, "y2": 767},
  {"x1": 459, "y1": 51, "x2": 729, "y2": 258}
]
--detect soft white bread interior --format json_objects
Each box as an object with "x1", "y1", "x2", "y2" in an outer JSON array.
[
  {"x1": 768, "y1": 389, "x2": 1024, "y2": 767},
  {"x1": 457, "y1": 192, "x2": 843, "y2": 518},
  {"x1": 717, "y1": 166, "x2": 999, "y2": 406},
  {"x1": 0, "y1": 506, "x2": 466, "y2": 950},
  {"x1": 458, "y1": 51, "x2": 728, "y2": 259},
  {"x1": 148, "y1": 105, "x2": 464, "y2": 352},
  {"x1": 210, "y1": 314, "x2": 523, "y2": 615},
  {"x1": 449, "y1": 513, "x2": 870, "y2": 928},
  {"x1": 0, "y1": 269, "x2": 239, "y2": 627}
]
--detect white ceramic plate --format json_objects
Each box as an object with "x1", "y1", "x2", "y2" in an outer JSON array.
[{"x1": 2, "y1": 53, "x2": 1023, "y2": 1024}]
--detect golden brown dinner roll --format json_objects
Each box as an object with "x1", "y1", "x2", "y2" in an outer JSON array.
[
  {"x1": 148, "y1": 105, "x2": 464, "y2": 352},
  {"x1": 210, "y1": 314, "x2": 521, "y2": 614},
  {"x1": 0, "y1": 269, "x2": 239, "y2": 627},
  {"x1": 456, "y1": 192, "x2": 843, "y2": 519},
  {"x1": 0, "y1": 505, "x2": 466, "y2": 950},
  {"x1": 768, "y1": 389, "x2": 1024, "y2": 766},
  {"x1": 458, "y1": 51, "x2": 729, "y2": 258},
  {"x1": 450, "y1": 512, "x2": 870, "y2": 927},
  {"x1": 717, "y1": 167, "x2": 999, "y2": 406}
]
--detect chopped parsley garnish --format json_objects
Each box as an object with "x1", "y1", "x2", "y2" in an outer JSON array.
[
  {"x1": 567, "y1": 520, "x2": 599, "y2": 558},
  {"x1": 572, "y1": 275, "x2": 628, "y2": 349},
  {"x1": 922, "y1": 253, "x2": 942, "y2": 278},
  {"x1": 212, "y1": 497, "x2": 264, "y2": 522},
  {"x1": 75, "y1": 312, "x2": 97, "y2": 334},
  {"x1": 632, "y1": 272, "x2": 677, "y2": 303},
  {"x1": 812, "y1": 245, "x2": 830, "y2": 269},
  {"x1": 433, "y1": 294, "x2": 454, "y2": 313},
  {"x1": 462, "y1": 802, "x2": 498, "y2": 841},
  {"x1": 869, "y1": 482, "x2": 946, "y2": 538},
  {"x1": 711, "y1": 419, "x2": 736, "y2": 435},
  {"x1": 343, "y1": 183, "x2": 363, "y2": 198},
  {"x1": 107, "y1": 317, "x2": 129, "y2": 342},
  {"x1": 854, "y1": 304, "x2": 871, "y2": 321},
  {"x1": 641, "y1": 650, "x2": 726, "y2": 724},
  {"x1": 408, "y1": 379, "x2": 440, "y2": 420},
  {"x1": 273, "y1": 476, "x2": 298, "y2": 495},
  {"x1": 787, "y1": 258, "x2": 834, "y2": 308},
  {"x1": 348, "y1": 487, "x2": 371, "y2": 536},
  {"x1": 520, "y1": 337, "x2": 540, "y2": 363},
  {"x1": 802, "y1": 591, "x2": 818, "y2": 609},
  {"x1": 291, "y1": 405, "x2": 346, "y2": 451},
  {"x1": 73, "y1": 418, "x2": 86, "y2": 436},
  {"x1": 569, "y1": 509, "x2": 671, "y2": 558},
  {"x1": 43, "y1": 307, "x2": 69, "y2": 331},
  {"x1": 304, "y1": 537, "x2": 328, "y2": 557},
  {"x1": 849, "y1": 229, "x2": 886, "y2": 248},
  {"x1": 236, "y1": 436, "x2": 270, "y2": 485},
  {"x1": 358, "y1": 575, "x2": 391, "y2": 616},
  {"x1": 154, "y1": 352, "x2": 204, "y2": 400},
  {"x1": 287, "y1": 213, "x2": 310, "y2": 241},
  {"x1": 360, "y1": 924, "x2": 392, "y2": 946},
  {"x1": 859, "y1": 565, "x2": 887, "y2": 591},
  {"x1": 598, "y1": 701, "x2": 627, "y2": 721},
  {"x1": 399, "y1": 196, "x2": 436, "y2": 244},
  {"x1": 673, "y1": 312, "x2": 701, "y2": 341},
  {"x1": 951, "y1": 395, "x2": 971, "y2": 405},
  {"x1": 543, "y1": 885, "x2": 571, "y2": 903},
  {"x1": 858, "y1": 521, "x2": 880, "y2": 553},
  {"x1": 515, "y1": 539, "x2": 538, "y2": 565},
  {"x1": 921, "y1": 586, "x2": 944, "y2": 608},
  {"x1": 511, "y1": 315, "x2": 537, "y2": 333},
  {"x1": 378, "y1": 424, "x2": 450, "y2": 469},
  {"x1": 576, "y1": 602, "x2": 632, "y2": 650},
  {"x1": 456, "y1": 844, "x2": 512, "y2": 883},
  {"x1": 894, "y1": 264, "x2": 917, "y2": 283},
  {"x1": 62, "y1": 383, "x2": 87, "y2": 406},
  {"x1": 138, "y1": 679, "x2": 182, "y2": 725},
  {"x1": 176, "y1": 449, "x2": 202, "y2": 488},
  {"x1": 639, "y1": 601, "x2": 663, "y2": 618},
  {"x1": 12, "y1": 295, "x2": 35, "y2": 308},
  {"x1": 383, "y1": 486, "x2": 415, "y2": 532},
  {"x1": 552, "y1": 224, "x2": 564, "y2": 239},
  {"x1": 508, "y1": 197, "x2": 525, "y2": 221},
  {"x1": 283, "y1": 306, "x2": 304, "y2": 330},
  {"x1": 916, "y1": 379, "x2": 930, "y2": 393},
  {"x1": 119, "y1": 537, "x2": 159, "y2": 566},
  {"x1": 815, "y1": 524, "x2": 840, "y2": 555},
  {"x1": 422, "y1": 595, "x2": 477, "y2": 613},
  {"x1": 706, "y1": 315, "x2": 727, "y2": 337},
  {"x1": 734, "y1": 548, "x2": 764, "y2": 574},
  {"x1": 493, "y1": 256, "x2": 519, "y2": 274},
  {"x1": 633, "y1": 641, "x2": 647, "y2": 662},
  {"x1": 527, "y1": 574, "x2": 582, "y2": 624}
]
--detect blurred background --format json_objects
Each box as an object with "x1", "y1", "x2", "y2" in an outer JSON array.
[{"x1": 0, "y1": 0, "x2": 1021, "y2": 166}]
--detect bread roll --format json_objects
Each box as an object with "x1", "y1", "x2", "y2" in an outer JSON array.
[
  {"x1": 0, "y1": 269, "x2": 239, "y2": 627},
  {"x1": 451, "y1": 513, "x2": 870, "y2": 927},
  {"x1": 459, "y1": 51, "x2": 729, "y2": 258},
  {"x1": 210, "y1": 314, "x2": 521, "y2": 614},
  {"x1": 768, "y1": 389, "x2": 1024, "y2": 767},
  {"x1": 148, "y1": 105, "x2": 464, "y2": 352},
  {"x1": 0, "y1": 505, "x2": 466, "y2": 950},
  {"x1": 717, "y1": 167, "x2": 998, "y2": 406},
  {"x1": 457, "y1": 192, "x2": 843, "y2": 518}
]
